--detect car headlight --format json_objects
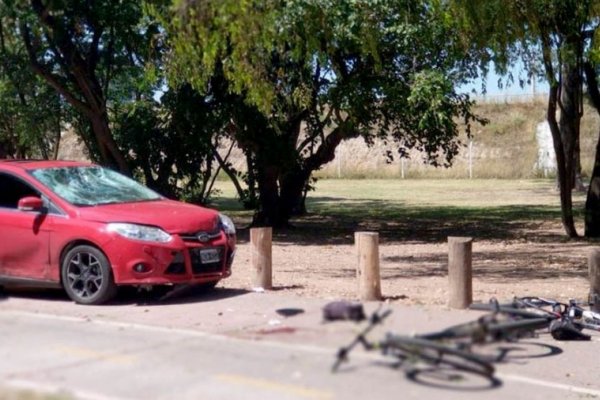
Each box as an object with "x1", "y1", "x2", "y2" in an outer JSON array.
[
  {"x1": 219, "y1": 213, "x2": 236, "y2": 235},
  {"x1": 106, "y1": 223, "x2": 172, "y2": 243}
]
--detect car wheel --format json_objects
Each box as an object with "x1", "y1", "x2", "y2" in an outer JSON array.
[{"x1": 61, "y1": 245, "x2": 117, "y2": 305}]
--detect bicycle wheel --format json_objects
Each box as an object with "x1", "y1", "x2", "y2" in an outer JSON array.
[
  {"x1": 484, "y1": 316, "x2": 552, "y2": 341},
  {"x1": 470, "y1": 302, "x2": 555, "y2": 320},
  {"x1": 383, "y1": 335, "x2": 495, "y2": 378}
]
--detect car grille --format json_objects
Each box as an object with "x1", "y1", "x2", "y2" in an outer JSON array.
[
  {"x1": 190, "y1": 246, "x2": 224, "y2": 274},
  {"x1": 165, "y1": 247, "x2": 226, "y2": 275}
]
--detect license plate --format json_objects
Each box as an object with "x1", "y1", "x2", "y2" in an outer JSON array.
[{"x1": 199, "y1": 248, "x2": 220, "y2": 264}]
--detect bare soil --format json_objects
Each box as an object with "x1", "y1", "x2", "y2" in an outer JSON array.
[{"x1": 221, "y1": 220, "x2": 596, "y2": 307}]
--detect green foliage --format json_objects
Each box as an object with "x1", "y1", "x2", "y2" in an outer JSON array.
[
  {"x1": 166, "y1": 0, "x2": 481, "y2": 145},
  {"x1": 114, "y1": 84, "x2": 221, "y2": 202},
  {"x1": 166, "y1": 0, "x2": 278, "y2": 111},
  {"x1": 450, "y1": 0, "x2": 600, "y2": 84},
  {"x1": 0, "y1": 4, "x2": 61, "y2": 158},
  {"x1": 1, "y1": 0, "x2": 168, "y2": 170},
  {"x1": 164, "y1": 0, "x2": 485, "y2": 225}
]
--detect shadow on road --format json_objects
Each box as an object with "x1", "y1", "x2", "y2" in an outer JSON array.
[
  {"x1": 0, "y1": 285, "x2": 250, "y2": 306},
  {"x1": 493, "y1": 341, "x2": 563, "y2": 361},
  {"x1": 110, "y1": 285, "x2": 251, "y2": 306},
  {"x1": 405, "y1": 365, "x2": 503, "y2": 391},
  {"x1": 1, "y1": 286, "x2": 70, "y2": 302}
]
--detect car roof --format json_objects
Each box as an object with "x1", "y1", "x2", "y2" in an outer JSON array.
[{"x1": 0, "y1": 159, "x2": 92, "y2": 171}]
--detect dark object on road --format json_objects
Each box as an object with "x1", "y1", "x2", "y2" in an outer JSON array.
[
  {"x1": 276, "y1": 308, "x2": 305, "y2": 317},
  {"x1": 549, "y1": 319, "x2": 591, "y2": 341},
  {"x1": 323, "y1": 301, "x2": 366, "y2": 322}
]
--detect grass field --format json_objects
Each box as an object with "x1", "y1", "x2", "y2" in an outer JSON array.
[{"x1": 212, "y1": 178, "x2": 588, "y2": 244}]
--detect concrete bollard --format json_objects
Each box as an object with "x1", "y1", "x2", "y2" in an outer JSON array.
[
  {"x1": 448, "y1": 236, "x2": 473, "y2": 309},
  {"x1": 355, "y1": 231, "x2": 382, "y2": 301},
  {"x1": 251, "y1": 227, "x2": 272, "y2": 290}
]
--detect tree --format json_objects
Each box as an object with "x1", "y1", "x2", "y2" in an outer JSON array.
[
  {"x1": 164, "y1": 0, "x2": 483, "y2": 227},
  {"x1": 0, "y1": 6, "x2": 62, "y2": 159},
  {"x1": 3, "y1": 0, "x2": 160, "y2": 173},
  {"x1": 583, "y1": 41, "x2": 600, "y2": 237},
  {"x1": 451, "y1": 0, "x2": 600, "y2": 238},
  {"x1": 114, "y1": 83, "x2": 234, "y2": 203}
]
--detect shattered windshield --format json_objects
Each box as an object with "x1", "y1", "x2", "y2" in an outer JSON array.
[{"x1": 30, "y1": 166, "x2": 162, "y2": 206}]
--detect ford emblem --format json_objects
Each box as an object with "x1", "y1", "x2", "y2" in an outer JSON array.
[{"x1": 196, "y1": 232, "x2": 210, "y2": 242}]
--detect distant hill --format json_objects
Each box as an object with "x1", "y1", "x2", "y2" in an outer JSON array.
[{"x1": 316, "y1": 100, "x2": 600, "y2": 179}]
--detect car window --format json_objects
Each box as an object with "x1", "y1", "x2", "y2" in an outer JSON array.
[
  {"x1": 30, "y1": 166, "x2": 162, "y2": 206},
  {"x1": 0, "y1": 173, "x2": 40, "y2": 209}
]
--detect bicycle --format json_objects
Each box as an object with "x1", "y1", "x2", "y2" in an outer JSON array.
[
  {"x1": 470, "y1": 296, "x2": 600, "y2": 340},
  {"x1": 332, "y1": 307, "x2": 551, "y2": 380}
]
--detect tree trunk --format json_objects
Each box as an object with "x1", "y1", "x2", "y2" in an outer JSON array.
[
  {"x1": 555, "y1": 58, "x2": 581, "y2": 238},
  {"x1": 583, "y1": 62, "x2": 600, "y2": 236},
  {"x1": 90, "y1": 113, "x2": 129, "y2": 174},
  {"x1": 280, "y1": 169, "x2": 311, "y2": 217},
  {"x1": 585, "y1": 133, "x2": 600, "y2": 236},
  {"x1": 253, "y1": 165, "x2": 285, "y2": 227},
  {"x1": 249, "y1": 122, "x2": 357, "y2": 228},
  {"x1": 548, "y1": 84, "x2": 578, "y2": 238}
]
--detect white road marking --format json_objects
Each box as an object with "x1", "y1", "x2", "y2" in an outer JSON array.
[{"x1": 499, "y1": 374, "x2": 600, "y2": 396}]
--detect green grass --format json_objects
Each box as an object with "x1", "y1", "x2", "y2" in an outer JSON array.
[
  {"x1": 0, "y1": 387, "x2": 74, "y2": 400},
  {"x1": 210, "y1": 179, "x2": 587, "y2": 245}
]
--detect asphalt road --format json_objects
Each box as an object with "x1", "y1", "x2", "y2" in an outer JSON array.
[{"x1": 1, "y1": 289, "x2": 600, "y2": 399}]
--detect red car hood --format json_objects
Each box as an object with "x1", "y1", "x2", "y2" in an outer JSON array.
[{"x1": 76, "y1": 199, "x2": 219, "y2": 234}]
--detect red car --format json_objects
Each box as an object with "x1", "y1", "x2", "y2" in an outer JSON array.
[{"x1": 0, "y1": 160, "x2": 236, "y2": 305}]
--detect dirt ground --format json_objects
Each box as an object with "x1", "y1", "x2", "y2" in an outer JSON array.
[{"x1": 221, "y1": 221, "x2": 597, "y2": 307}]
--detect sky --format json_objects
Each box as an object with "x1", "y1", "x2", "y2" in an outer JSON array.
[{"x1": 459, "y1": 63, "x2": 550, "y2": 99}]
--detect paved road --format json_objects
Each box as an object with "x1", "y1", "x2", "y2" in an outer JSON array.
[{"x1": 1, "y1": 289, "x2": 599, "y2": 399}]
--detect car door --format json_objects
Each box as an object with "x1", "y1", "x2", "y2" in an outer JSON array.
[{"x1": 0, "y1": 172, "x2": 51, "y2": 279}]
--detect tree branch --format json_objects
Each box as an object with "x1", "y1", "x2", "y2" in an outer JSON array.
[
  {"x1": 212, "y1": 141, "x2": 246, "y2": 200},
  {"x1": 0, "y1": 20, "x2": 5, "y2": 55},
  {"x1": 303, "y1": 122, "x2": 358, "y2": 172},
  {"x1": 584, "y1": 61, "x2": 600, "y2": 114},
  {"x1": 21, "y1": 24, "x2": 94, "y2": 117}
]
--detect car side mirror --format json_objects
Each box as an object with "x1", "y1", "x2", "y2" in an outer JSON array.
[{"x1": 18, "y1": 196, "x2": 45, "y2": 212}]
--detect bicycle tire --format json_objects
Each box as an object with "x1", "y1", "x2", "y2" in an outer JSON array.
[
  {"x1": 420, "y1": 315, "x2": 552, "y2": 344},
  {"x1": 382, "y1": 334, "x2": 495, "y2": 378},
  {"x1": 576, "y1": 310, "x2": 600, "y2": 332},
  {"x1": 484, "y1": 316, "x2": 552, "y2": 339},
  {"x1": 470, "y1": 302, "x2": 556, "y2": 320},
  {"x1": 579, "y1": 321, "x2": 600, "y2": 332}
]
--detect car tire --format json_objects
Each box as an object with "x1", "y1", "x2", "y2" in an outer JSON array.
[{"x1": 61, "y1": 245, "x2": 117, "y2": 305}]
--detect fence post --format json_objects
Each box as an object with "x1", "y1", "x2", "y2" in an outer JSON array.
[
  {"x1": 251, "y1": 227, "x2": 272, "y2": 290},
  {"x1": 589, "y1": 249, "x2": 600, "y2": 313},
  {"x1": 448, "y1": 236, "x2": 473, "y2": 309},
  {"x1": 468, "y1": 139, "x2": 473, "y2": 179},
  {"x1": 355, "y1": 231, "x2": 382, "y2": 301}
]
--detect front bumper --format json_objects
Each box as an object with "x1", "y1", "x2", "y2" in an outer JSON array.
[{"x1": 104, "y1": 230, "x2": 235, "y2": 285}]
